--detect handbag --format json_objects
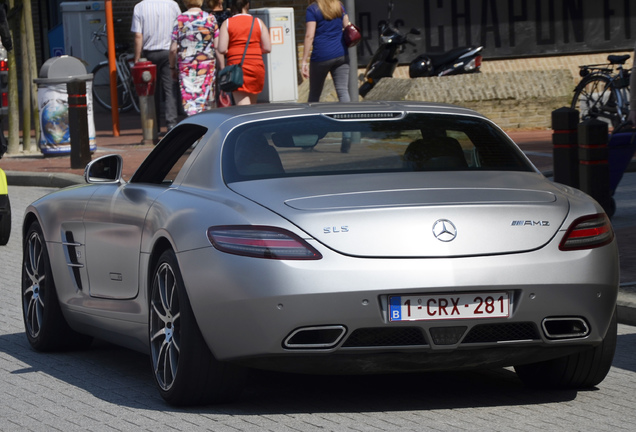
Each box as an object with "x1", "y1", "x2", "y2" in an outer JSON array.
[
  {"x1": 343, "y1": 22, "x2": 361, "y2": 48},
  {"x1": 218, "y1": 16, "x2": 256, "y2": 93}
]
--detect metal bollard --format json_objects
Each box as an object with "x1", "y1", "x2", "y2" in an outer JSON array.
[
  {"x1": 131, "y1": 60, "x2": 158, "y2": 145},
  {"x1": 551, "y1": 107, "x2": 579, "y2": 187},
  {"x1": 67, "y1": 79, "x2": 92, "y2": 169},
  {"x1": 578, "y1": 118, "x2": 613, "y2": 215}
]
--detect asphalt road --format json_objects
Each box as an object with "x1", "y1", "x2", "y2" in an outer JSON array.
[{"x1": 1, "y1": 186, "x2": 636, "y2": 431}]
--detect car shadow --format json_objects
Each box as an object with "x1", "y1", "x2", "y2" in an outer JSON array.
[{"x1": 3, "y1": 331, "x2": 634, "y2": 414}]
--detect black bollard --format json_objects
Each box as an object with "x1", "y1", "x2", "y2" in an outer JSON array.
[
  {"x1": 552, "y1": 107, "x2": 579, "y2": 187},
  {"x1": 578, "y1": 118, "x2": 612, "y2": 214},
  {"x1": 67, "y1": 79, "x2": 91, "y2": 169}
]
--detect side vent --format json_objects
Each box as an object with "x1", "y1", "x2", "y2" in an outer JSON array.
[{"x1": 63, "y1": 231, "x2": 84, "y2": 291}]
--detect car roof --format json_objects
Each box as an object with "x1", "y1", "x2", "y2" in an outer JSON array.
[{"x1": 178, "y1": 101, "x2": 490, "y2": 130}]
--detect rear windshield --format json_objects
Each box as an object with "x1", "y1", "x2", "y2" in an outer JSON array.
[{"x1": 222, "y1": 113, "x2": 534, "y2": 183}]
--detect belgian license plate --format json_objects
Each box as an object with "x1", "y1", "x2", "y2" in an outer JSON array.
[{"x1": 389, "y1": 292, "x2": 510, "y2": 322}]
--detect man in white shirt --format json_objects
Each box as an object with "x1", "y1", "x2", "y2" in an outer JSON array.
[{"x1": 131, "y1": 0, "x2": 181, "y2": 134}]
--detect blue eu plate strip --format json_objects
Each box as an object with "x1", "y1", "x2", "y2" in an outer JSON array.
[{"x1": 389, "y1": 296, "x2": 401, "y2": 321}]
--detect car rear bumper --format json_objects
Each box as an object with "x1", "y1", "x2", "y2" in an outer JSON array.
[{"x1": 179, "y1": 241, "x2": 619, "y2": 370}]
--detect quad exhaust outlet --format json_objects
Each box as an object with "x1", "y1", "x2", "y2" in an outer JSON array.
[
  {"x1": 283, "y1": 325, "x2": 346, "y2": 349},
  {"x1": 542, "y1": 317, "x2": 590, "y2": 339}
]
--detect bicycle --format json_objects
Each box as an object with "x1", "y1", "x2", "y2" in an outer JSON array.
[
  {"x1": 571, "y1": 54, "x2": 631, "y2": 128},
  {"x1": 91, "y1": 24, "x2": 139, "y2": 113}
]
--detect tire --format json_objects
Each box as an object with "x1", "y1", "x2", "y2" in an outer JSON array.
[
  {"x1": 149, "y1": 249, "x2": 246, "y2": 406},
  {"x1": 22, "y1": 221, "x2": 93, "y2": 351},
  {"x1": 91, "y1": 62, "x2": 135, "y2": 113},
  {"x1": 359, "y1": 81, "x2": 375, "y2": 98},
  {"x1": 0, "y1": 195, "x2": 10, "y2": 246},
  {"x1": 571, "y1": 75, "x2": 625, "y2": 128},
  {"x1": 514, "y1": 309, "x2": 617, "y2": 389}
]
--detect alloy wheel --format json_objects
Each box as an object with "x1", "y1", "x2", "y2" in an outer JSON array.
[
  {"x1": 150, "y1": 261, "x2": 182, "y2": 391},
  {"x1": 23, "y1": 230, "x2": 45, "y2": 339}
]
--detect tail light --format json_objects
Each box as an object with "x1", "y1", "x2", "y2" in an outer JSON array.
[
  {"x1": 464, "y1": 56, "x2": 482, "y2": 72},
  {"x1": 559, "y1": 214, "x2": 614, "y2": 251},
  {"x1": 207, "y1": 226, "x2": 322, "y2": 260},
  {"x1": 1, "y1": 59, "x2": 7, "y2": 108}
]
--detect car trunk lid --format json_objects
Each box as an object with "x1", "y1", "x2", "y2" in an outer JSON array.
[{"x1": 228, "y1": 172, "x2": 568, "y2": 258}]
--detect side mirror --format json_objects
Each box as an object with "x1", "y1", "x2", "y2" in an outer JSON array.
[{"x1": 84, "y1": 154, "x2": 124, "y2": 184}]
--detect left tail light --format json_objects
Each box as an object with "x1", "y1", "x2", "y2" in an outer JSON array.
[
  {"x1": 207, "y1": 226, "x2": 322, "y2": 260},
  {"x1": 559, "y1": 214, "x2": 614, "y2": 251},
  {"x1": 1, "y1": 59, "x2": 7, "y2": 108}
]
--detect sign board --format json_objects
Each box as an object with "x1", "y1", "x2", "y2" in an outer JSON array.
[{"x1": 354, "y1": 0, "x2": 635, "y2": 63}]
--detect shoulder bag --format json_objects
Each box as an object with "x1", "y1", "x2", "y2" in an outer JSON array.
[
  {"x1": 343, "y1": 22, "x2": 361, "y2": 48},
  {"x1": 218, "y1": 16, "x2": 256, "y2": 93}
]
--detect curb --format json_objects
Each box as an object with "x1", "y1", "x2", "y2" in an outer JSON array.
[{"x1": 6, "y1": 171, "x2": 86, "y2": 188}]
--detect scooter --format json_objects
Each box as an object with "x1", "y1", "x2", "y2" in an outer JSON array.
[{"x1": 359, "y1": 1, "x2": 483, "y2": 97}]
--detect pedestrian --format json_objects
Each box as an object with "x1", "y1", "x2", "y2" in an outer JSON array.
[
  {"x1": 169, "y1": 0, "x2": 223, "y2": 116},
  {"x1": 217, "y1": 0, "x2": 271, "y2": 105},
  {"x1": 131, "y1": 0, "x2": 181, "y2": 134},
  {"x1": 0, "y1": 3, "x2": 12, "y2": 53},
  {"x1": 206, "y1": 0, "x2": 231, "y2": 27},
  {"x1": 205, "y1": 0, "x2": 232, "y2": 107},
  {"x1": 628, "y1": 40, "x2": 636, "y2": 126},
  {"x1": 300, "y1": 0, "x2": 351, "y2": 104}
]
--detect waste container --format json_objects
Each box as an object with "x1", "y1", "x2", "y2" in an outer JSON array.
[
  {"x1": 34, "y1": 55, "x2": 96, "y2": 155},
  {"x1": 131, "y1": 60, "x2": 157, "y2": 145}
]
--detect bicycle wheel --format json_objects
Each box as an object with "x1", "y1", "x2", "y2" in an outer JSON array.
[
  {"x1": 91, "y1": 63, "x2": 135, "y2": 112},
  {"x1": 571, "y1": 74, "x2": 624, "y2": 128}
]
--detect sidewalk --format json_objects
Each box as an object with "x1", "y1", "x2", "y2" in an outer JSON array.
[{"x1": 1, "y1": 109, "x2": 635, "y2": 325}]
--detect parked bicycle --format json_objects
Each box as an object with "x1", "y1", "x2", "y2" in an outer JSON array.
[
  {"x1": 571, "y1": 54, "x2": 631, "y2": 128},
  {"x1": 91, "y1": 23, "x2": 139, "y2": 113}
]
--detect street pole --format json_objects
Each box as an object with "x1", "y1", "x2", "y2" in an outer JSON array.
[
  {"x1": 344, "y1": 0, "x2": 358, "y2": 102},
  {"x1": 105, "y1": 0, "x2": 119, "y2": 136}
]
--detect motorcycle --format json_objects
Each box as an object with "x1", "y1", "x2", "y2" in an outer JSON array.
[{"x1": 359, "y1": 1, "x2": 483, "y2": 97}]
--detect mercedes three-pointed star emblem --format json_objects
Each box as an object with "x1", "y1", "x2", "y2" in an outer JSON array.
[{"x1": 432, "y1": 219, "x2": 457, "y2": 242}]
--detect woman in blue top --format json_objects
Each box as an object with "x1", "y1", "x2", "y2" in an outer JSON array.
[{"x1": 301, "y1": 0, "x2": 351, "y2": 103}]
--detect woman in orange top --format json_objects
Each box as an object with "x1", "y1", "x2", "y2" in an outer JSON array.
[{"x1": 218, "y1": 0, "x2": 271, "y2": 105}]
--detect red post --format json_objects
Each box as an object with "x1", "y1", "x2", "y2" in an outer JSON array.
[{"x1": 105, "y1": 0, "x2": 119, "y2": 136}]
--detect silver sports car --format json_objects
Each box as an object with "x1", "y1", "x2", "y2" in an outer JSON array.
[{"x1": 22, "y1": 102, "x2": 618, "y2": 406}]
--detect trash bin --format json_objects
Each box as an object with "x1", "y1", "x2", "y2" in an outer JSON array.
[
  {"x1": 131, "y1": 60, "x2": 158, "y2": 145},
  {"x1": 34, "y1": 55, "x2": 96, "y2": 155}
]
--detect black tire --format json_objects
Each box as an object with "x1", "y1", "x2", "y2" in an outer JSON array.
[
  {"x1": 571, "y1": 75, "x2": 625, "y2": 128},
  {"x1": 149, "y1": 249, "x2": 246, "y2": 406},
  {"x1": 91, "y1": 62, "x2": 135, "y2": 113},
  {"x1": 0, "y1": 195, "x2": 10, "y2": 246},
  {"x1": 515, "y1": 309, "x2": 617, "y2": 389},
  {"x1": 359, "y1": 81, "x2": 375, "y2": 98},
  {"x1": 22, "y1": 221, "x2": 93, "y2": 351}
]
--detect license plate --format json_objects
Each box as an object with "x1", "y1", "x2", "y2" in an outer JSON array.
[{"x1": 389, "y1": 292, "x2": 510, "y2": 321}]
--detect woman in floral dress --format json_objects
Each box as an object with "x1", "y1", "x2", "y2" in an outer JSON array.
[{"x1": 169, "y1": 0, "x2": 224, "y2": 115}]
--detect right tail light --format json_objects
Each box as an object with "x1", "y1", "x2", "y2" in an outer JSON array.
[{"x1": 559, "y1": 214, "x2": 614, "y2": 251}]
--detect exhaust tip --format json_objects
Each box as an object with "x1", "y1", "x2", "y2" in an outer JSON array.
[
  {"x1": 542, "y1": 317, "x2": 590, "y2": 339},
  {"x1": 283, "y1": 325, "x2": 347, "y2": 349}
]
